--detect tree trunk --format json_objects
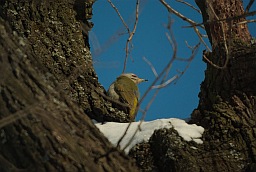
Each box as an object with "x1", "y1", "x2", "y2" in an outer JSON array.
[
  {"x1": 191, "y1": 0, "x2": 256, "y2": 170},
  {"x1": 0, "y1": 0, "x2": 138, "y2": 171},
  {"x1": 129, "y1": 1, "x2": 256, "y2": 171}
]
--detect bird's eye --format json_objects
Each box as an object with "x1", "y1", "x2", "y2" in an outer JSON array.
[{"x1": 131, "y1": 74, "x2": 138, "y2": 78}]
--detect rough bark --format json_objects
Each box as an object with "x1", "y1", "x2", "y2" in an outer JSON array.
[
  {"x1": 0, "y1": 0, "x2": 138, "y2": 171},
  {"x1": 129, "y1": 0, "x2": 256, "y2": 171},
  {"x1": 191, "y1": 0, "x2": 256, "y2": 170}
]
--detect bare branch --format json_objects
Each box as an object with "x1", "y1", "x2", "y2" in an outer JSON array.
[
  {"x1": 165, "y1": 32, "x2": 176, "y2": 52},
  {"x1": 116, "y1": 119, "x2": 133, "y2": 149},
  {"x1": 160, "y1": 0, "x2": 202, "y2": 28},
  {"x1": 107, "y1": 0, "x2": 130, "y2": 33},
  {"x1": 185, "y1": 40, "x2": 195, "y2": 50},
  {"x1": 122, "y1": 42, "x2": 200, "y2": 153},
  {"x1": 245, "y1": 0, "x2": 255, "y2": 12},
  {"x1": 176, "y1": 42, "x2": 201, "y2": 62},
  {"x1": 138, "y1": 16, "x2": 177, "y2": 117},
  {"x1": 152, "y1": 75, "x2": 178, "y2": 89},
  {"x1": 174, "y1": 42, "x2": 200, "y2": 85},
  {"x1": 95, "y1": 88, "x2": 129, "y2": 108},
  {"x1": 184, "y1": 10, "x2": 256, "y2": 28},
  {"x1": 160, "y1": 0, "x2": 212, "y2": 52},
  {"x1": 107, "y1": 0, "x2": 140, "y2": 73},
  {"x1": 121, "y1": 87, "x2": 159, "y2": 152},
  {"x1": 193, "y1": 26, "x2": 212, "y2": 52},
  {"x1": 176, "y1": 0, "x2": 201, "y2": 14},
  {"x1": 236, "y1": 19, "x2": 256, "y2": 25},
  {"x1": 0, "y1": 108, "x2": 29, "y2": 128},
  {"x1": 143, "y1": 56, "x2": 158, "y2": 77},
  {"x1": 206, "y1": 1, "x2": 230, "y2": 69},
  {"x1": 202, "y1": 54, "x2": 226, "y2": 69},
  {"x1": 115, "y1": 1, "x2": 204, "y2": 152},
  {"x1": 123, "y1": 0, "x2": 140, "y2": 73},
  {"x1": 118, "y1": 19, "x2": 178, "y2": 150},
  {"x1": 119, "y1": 17, "x2": 201, "y2": 152}
]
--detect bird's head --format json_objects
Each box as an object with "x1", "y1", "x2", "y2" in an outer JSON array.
[{"x1": 121, "y1": 73, "x2": 148, "y2": 84}]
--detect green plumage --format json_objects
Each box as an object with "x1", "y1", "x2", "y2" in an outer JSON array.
[
  {"x1": 114, "y1": 76, "x2": 139, "y2": 119},
  {"x1": 108, "y1": 73, "x2": 147, "y2": 120}
]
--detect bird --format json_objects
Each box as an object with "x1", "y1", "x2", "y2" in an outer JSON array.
[{"x1": 107, "y1": 73, "x2": 148, "y2": 120}]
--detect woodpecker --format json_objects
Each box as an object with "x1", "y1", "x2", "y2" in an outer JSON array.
[{"x1": 107, "y1": 73, "x2": 147, "y2": 120}]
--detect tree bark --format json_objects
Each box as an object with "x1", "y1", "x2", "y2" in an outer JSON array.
[
  {"x1": 192, "y1": 0, "x2": 256, "y2": 171},
  {"x1": 129, "y1": 1, "x2": 256, "y2": 171},
  {"x1": 0, "y1": 0, "x2": 138, "y2": 171}
]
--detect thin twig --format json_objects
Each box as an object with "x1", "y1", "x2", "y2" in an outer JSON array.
[
  {"x1": 174, "y1": 46, "x2": 199, "y2": 84},
  {"x1": 106, "y1": 0, "x2": 141, "y2": 149},
  {"x1": 159, "y1": 0, "x2": 201, "y2": 27},
  {"x1": 165, "y1": 32, "x2": 175, "y2": 51},
  {"x1": 123, "y1": 0, "x2": 140, "y2": 73},
  {"x1": 120, "y1": 19, "x2": 179, "y2": 151},
  {"x1": 202, "y1": 54, "x2": 225, "y2": 69},
  {"x1": 160, "y1": 0, "x2": 212, "y2": 52},
  {"x1": 107, "y1": 0, "x2": 130, "y2": 33},
  {"x1": 138, "y1": 17, "x2": 177, "y2": 119},
  {"x1": 207, "y1": 1, "x2": 230, "y2": 69},
  {"x1": 152, "y1": 75, "x2": 178, "y2": 89},
  {"x1": 95, "y1": 88, "x2": 129, "y2": 108},
  {"x1": 176, "y1": 42, "x2": 201, "y2": 61},
  {"x1": 118, "y1": 0, "x2": 204, "y2": 152},
  {"x1": 193, "y1": 24, "x2": 212, "y2": 52},
  {"x1": 185, "y1": 40, "x2": 195, "y2": 50},
  {"x1": 107, "y1": 0, "x2": 140, "y2": 73},
  {"x1": 183, "y1": 10, "x2": 256, "y2": 28},
  {"x1": 122, "y1": 40, "x2": 200, "y2": 153},
  {"x1": 0, "y1": 108, "x2": 30, "y2": 128},
  {"x1": 120, "y1": 21, "x2": 201, "y2": 152},
  {"x1": 143, "y1": 56, "x2": 158, "y2": 77},
  {"x1": 236, "y1": 19, "x2": 256, "y2": 25},
  {"x1": 121, "y1": 87, "x2": 159, "y2": 152},
  {"x1": 245, "y1": 0, "x2": 255, "y2": 12},
  {"x1": 176, "y1": 0, "x2": 201, "y2": 14}
]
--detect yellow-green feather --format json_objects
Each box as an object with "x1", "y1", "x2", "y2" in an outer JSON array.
[{"x1": 114, "y1": 76, "x2": 139, "y2": 120}]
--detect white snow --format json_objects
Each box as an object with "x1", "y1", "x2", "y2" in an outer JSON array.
[{"x1": 95, "y1": 118, "x2": 204, "y2": 153}]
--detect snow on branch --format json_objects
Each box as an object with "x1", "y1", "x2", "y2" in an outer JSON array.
[{"x1": 95, "y1": 118, "x2": 204, "y2": 153}]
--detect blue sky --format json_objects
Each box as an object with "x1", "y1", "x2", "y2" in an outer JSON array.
[{"x1": 90, "y1": 1, "x2": 256, "y2": 121}]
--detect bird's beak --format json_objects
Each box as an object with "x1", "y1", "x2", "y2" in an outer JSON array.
[{"x1": 138, "y1": 78, "x2": 148, "y2": 84}]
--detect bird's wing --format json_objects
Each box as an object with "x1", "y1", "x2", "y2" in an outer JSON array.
[
  {"x1": 114, "y1": 76, "x2": 139, "y2": 119},
  {"x1": 114, "y1": 77, "x2": 138, "y2": 106}
]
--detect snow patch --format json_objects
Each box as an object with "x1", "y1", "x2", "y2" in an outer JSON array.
[{"x1": 95, "y1": 118, "x2": 204, "y2": 153}]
